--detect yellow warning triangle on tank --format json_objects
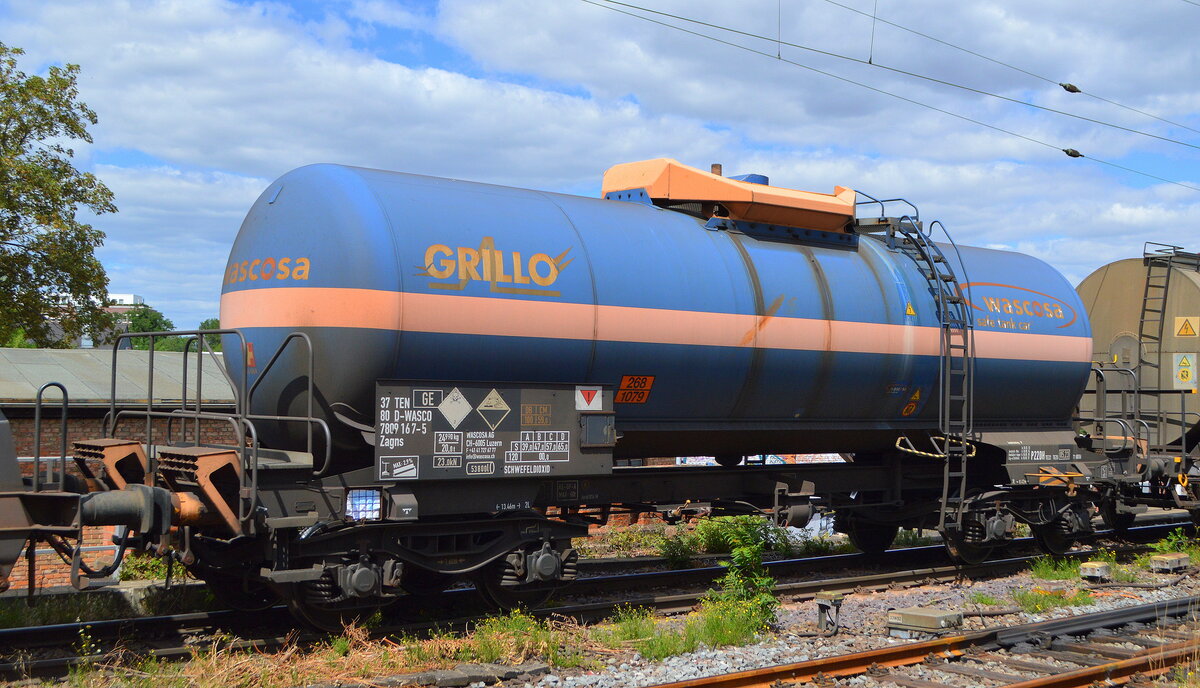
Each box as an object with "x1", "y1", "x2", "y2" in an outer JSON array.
[
  {"x1": 905, "y1": 302, "x2": 916, "y2": 316},
  {"x1": 1182, "y1": 355, "x2": 1193, "y2": 367},
  {"x1": 1179, "y1": 319, "x2": 1197, "y2": 337},
  {"x1": 909, "y1": 388, "x2": 921, "y2": 401}
]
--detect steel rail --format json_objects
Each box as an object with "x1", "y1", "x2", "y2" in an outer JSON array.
[
  {"x1": 1001, "y1": 639, "x2": 1200, "y2": 688},
  {"x1": 0, "y1": 519, "x2": 1189, "y2": 680},
  {"x1": 0, "y1": 520, "x2": 1186, "y2": 653},
  {"x1": 0, "y1": 550, "x2": 1045, "y2": 677},
  {"x1": 644, "y1": 594, "x2": 1200, "y2": 688}
]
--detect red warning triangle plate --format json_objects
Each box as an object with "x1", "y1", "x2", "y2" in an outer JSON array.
[{"x1": 575, "y1": 385, "x2": 603, "y2": 411}]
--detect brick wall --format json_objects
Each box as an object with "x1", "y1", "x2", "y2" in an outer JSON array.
[
  {"x1": 7, "y1": 413, "x2": 241, "y2": 457},
  {"x1": 6, "y1": 526, "x2": 118, "y2": 590}
]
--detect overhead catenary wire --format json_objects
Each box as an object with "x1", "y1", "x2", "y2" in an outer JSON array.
[
  {"x1": 579, "y1": 0, "x2": 1200, "y2": 193},
  {"x1": 592, "y1": 0, "x2": 1200, "y2": 151},
  {"x1": 818, "y1": 0, "x2": 1200, "y2": 135}
]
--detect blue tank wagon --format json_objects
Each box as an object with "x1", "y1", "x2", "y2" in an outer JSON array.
[
  {"x1": 220, "y1": 159, "x2": 1092, "y2": 467},
  {"x1": 0, "y1": 160, "x2": 1126, "y2": 628}
]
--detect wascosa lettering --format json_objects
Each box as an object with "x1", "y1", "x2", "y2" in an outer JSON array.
[
  {"x1": 980, "y1": 297, "x2": 1064, "y2": 319},
  {"x1": 224, "y1": 257, "x2": 310, "y2": 284},
  {"x1": 961, "y1": 282, "x2": 1077, "y2": 330},
  {"x1": 419, "y1": 236, "x2": 573, "y2": 297}
]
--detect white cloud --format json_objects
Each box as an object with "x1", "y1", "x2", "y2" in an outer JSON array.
[
  {"x1": 4, "y1": 0, "x2": 729, "y2": 189},
  {"x1": 82, "y1": 165, "x2": 267, "y2": 326},
  {"x1": 347, "y1": 0, "x2": 431, "y2": 31},
  {"x1": 0, "y1": 0, "x2": 1197, "y2": 331}
]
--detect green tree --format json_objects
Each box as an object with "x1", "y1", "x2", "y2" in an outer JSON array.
[
  {"x1": 2, "y1": 328, "x2": 35, "y2": 348},
  {"x1": 199, "y1": 317, "x2": 221, "y2": 351},
  {"x1": 0, "y1": 43, "x2": 116, "y2": 347},
  {"x1": 127, "y1": 305, "x2": 181, "y2": 350}
]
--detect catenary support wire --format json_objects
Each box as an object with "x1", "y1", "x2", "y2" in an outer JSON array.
[{"x1": 580, "y1": 0, "x2": 1200, "y2": 193}]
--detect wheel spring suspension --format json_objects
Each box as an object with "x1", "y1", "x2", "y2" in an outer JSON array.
[
  {"x1": 304, "y1": 571, "x2": 342, "y2": 605},
  {"x1": 561, "y1": 549, "x2": 578, "y2": 581},
  {"x1": 498, "y1": 556, "x2": 523, "y2": 586},
  {"x1": 1055, "y1": 513, "x2": 1075, "y2": 537},
  {"x1": 964, "y1": 518, "x2": 987, "y2": 545}
]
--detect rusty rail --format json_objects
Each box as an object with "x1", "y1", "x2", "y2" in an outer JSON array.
[{"x1": 647, "y1": 594, "x2": 1200, "y2": 688}]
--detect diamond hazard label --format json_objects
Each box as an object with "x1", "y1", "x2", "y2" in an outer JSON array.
[
  {"x1": 438, "y1": 387, "x2": 473, "y2": 429},
  {"x1": 476, "y1": 389, "x2": 511, "y2": 430},
  {"x1": 1177, "y1": 317, "x2": 1198, "y2": 338},
  {"x1": 576, "y1": 385, "x2": 603, "y2": 411}
]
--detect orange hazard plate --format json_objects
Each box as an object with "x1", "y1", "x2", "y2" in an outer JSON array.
[{"x1": 616, "y1": 375, "x2": 655, "y2": 404}]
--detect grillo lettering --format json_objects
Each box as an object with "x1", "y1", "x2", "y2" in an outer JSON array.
[
  {"x1": 424, "y1": 244, "x2": 561, "y2": 287},
  {"x1": 419, "y1": 236, "x2": 573, "y2": 295},
  {"x1": 224, "y1": 256, "x2": 310, "y2": 285}
]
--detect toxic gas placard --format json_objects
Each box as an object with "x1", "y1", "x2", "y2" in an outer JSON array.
[{"x1": 375, "y1": 382, "x2": 614, "y2": 481}]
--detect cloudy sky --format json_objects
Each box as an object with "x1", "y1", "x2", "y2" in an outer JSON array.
[{"x1": 4, "y1": 0, "x2": 1198, "y2": 328}]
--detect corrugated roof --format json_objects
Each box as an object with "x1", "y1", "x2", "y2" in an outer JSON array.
[{"x1": 0, "y1": 348, "x2": 236, "y2": 405}]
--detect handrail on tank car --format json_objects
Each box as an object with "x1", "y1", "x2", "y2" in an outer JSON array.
[
  {"x1": 1088, "y1": 417, "x2": 1137, "y2": 457},
  {"x1": 244, "y1": 332, "x2": 332, "y2": 478},
  {"x1": 1093, "y1": 366, "x2": 1142, "y2": 419},
  {"x1": 108, "y1": 326, "x2": 253, "y2": 513},
  {"x1": 179, "y1": 333, "x2": 233, "y2": 445},
  {"x1": 895, "y1": 214, "x2": 975, "y2": 438},
  {"x1": 31, "y1": 382, "x2": 68, "y2": 492},
  {"x1": 929, "y1": 218, "x2": 977, "y2": 428},
  {"x1": 106, "y1": 329, "x2": 330, "y2": 523},
  {"x1": 1083, "y1": 367, "x2": 1151, "y2": 457},
  {"x1": 1143, "y1": 242, "x2": 1200, "y2": 269},
  {"x1": 1174, "y1": 411, "x2": 1200, "y2": 461},
  {"x1": 1087, "y1": 365, "x2": 1193, "y2": 459},
  {"x1": 107, "y1": 328, "x2": 250, "y2": 428},
  {"x1": 852, "y1": 190, "x2": 919, "y2": 221},
  {"x1": 1144, "y1": 241, "x2": 1186, "y2": 257},
  {"x1": 178, "y1": 331, "x2": 331, "y2": 492}
]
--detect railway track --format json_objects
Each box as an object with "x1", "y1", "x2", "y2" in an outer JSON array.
[
  {"x1": 0, "y1": 520, "x2": 1180, "y2": 652},
  {"x1": 0, "y1": 522, "x2": 1187, "y2": 680},
  {"x1": 646, "y1": 595, "x2": 1200, "y2": 688}
]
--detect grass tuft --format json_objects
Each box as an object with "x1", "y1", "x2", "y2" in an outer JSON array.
[
  {"x1": 968, "y1": 592, "x2": 1002, "y2": 606},
  {"x1": 1011, "y1": 587, "x2": 1093, "y2": 613},
  {"x1": 1029, "y1": 556, "x2": 1081, "y2": 580},
  {"x1": 893, "y1": 529, "x2": 937, "y2": 548}
]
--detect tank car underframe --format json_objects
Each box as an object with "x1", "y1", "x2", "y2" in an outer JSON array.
[
  {"x1": 825, "y1": 432, "x2": 1115, "y2": 559},
  {"x1": 0, "y1": 420, "x2": 1155, "y2": 625}
]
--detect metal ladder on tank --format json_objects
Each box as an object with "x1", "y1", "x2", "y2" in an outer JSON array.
[
  {"x1": 892, "y1": 216, "x2": 977, "y2": 537},
  {"x1": 1138, "y1": 243, "x2": 1200, "y2": 454}
]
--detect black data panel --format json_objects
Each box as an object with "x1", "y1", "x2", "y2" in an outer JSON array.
[{"x1": 375, "y1": 382, "x2": 615, "y2": 481}]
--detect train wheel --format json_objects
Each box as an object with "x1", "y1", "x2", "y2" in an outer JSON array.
[
  {"x1": 715, "y1": 454, "x2": 743, "y2": 467},
  {"x1": 285, "y1": 596, "x2": 365, "y2": 632},
  {"x1": 400, "y1": 566, "x2": 456, "y2": 595},
  {"x1": 471, "y1": 558, "x2": 554, "y2": 610},
  {"x1": 942, "y1": 532, "x2": 992, "y2": 565},
  {"x1": 1100, "y1": 502, "x2": 1136, "y2": 533},
  {"x1": 841, "y1": 516, "x2": 898, "y2": 555},
  {"x1": 1032, "y1": 521, "x2": 1074, "y2": 556}
]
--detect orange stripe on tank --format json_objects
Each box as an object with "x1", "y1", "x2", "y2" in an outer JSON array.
[{"x1": 219, "y1": 287, "x2": 1091, "y2": 363}]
